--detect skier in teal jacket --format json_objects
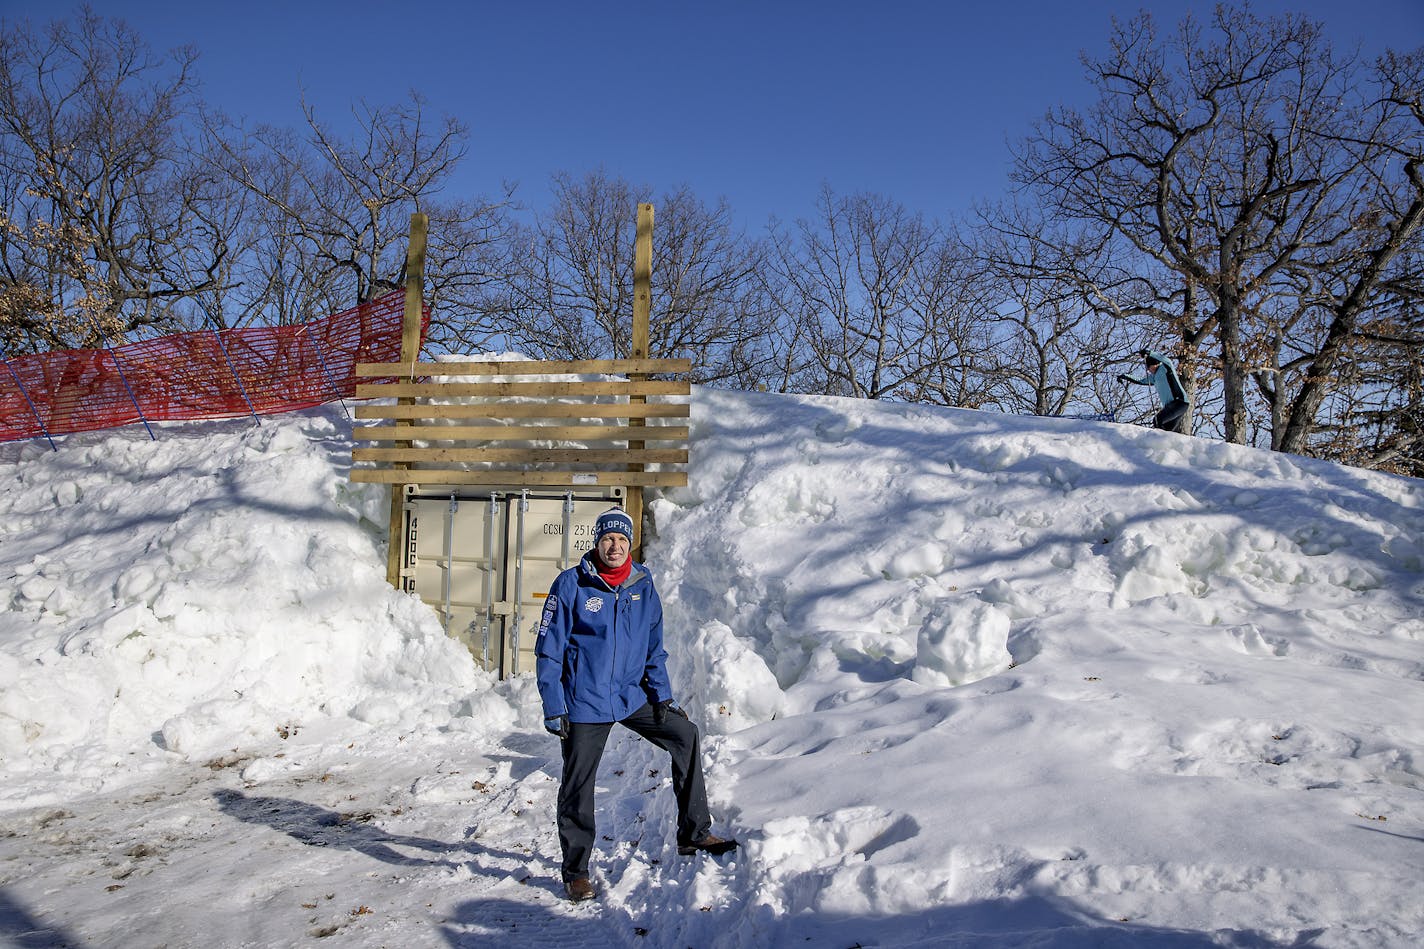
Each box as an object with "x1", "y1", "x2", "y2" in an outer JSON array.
[
  {"x1": 1118, "y1": 349, "x2": 1190, "y2": 433},
  {"x1": 535, "y1": 507, "x2": 736, "y2": 903}
]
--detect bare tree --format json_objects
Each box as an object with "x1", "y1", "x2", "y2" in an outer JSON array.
[
  {"x1": 505, "y1": 169, "x2": 771, "y2": 382},
  {"x1": 0, "y1": 8, "x2": 229, "y2": 352},
  {"x1": 650, "y1": 187, "x2": 777, "y2": 385},
  {"x1": 503, "y1": 170, "x2": 632, "y2": 361},
  {"x1": 1264, "y1": 49, "x2": 1424, "y2": 461},
  {"x1": 965, "y1": 202, "x2": 1143, "y2": 419},
  {"x1": 211, "y1": 93, "x2": 515, "y2": 345},
  {"x1": 892, "y1": 227, "x2": 999, "y2": 410},
  {"x1": 422, "y1": 199, "x2": 522, "y2": 355},
  {"x1": 1015, "y1": 6, "x2": 1414, "y2": 450},
  {"x1": 767, "y1": 187, "x2": 974, "y2": 401}
]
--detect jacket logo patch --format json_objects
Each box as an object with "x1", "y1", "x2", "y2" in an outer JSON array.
[
  {"x1": 585, "y1": 596, "x2": 605, "y2": 614},
  {"x1": 630, "y1": 594, "x2": 641, "y2": 601}
]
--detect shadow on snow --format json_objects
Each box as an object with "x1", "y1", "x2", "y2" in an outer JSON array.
[
  {"x1": 211, "y1": 788, "x2": 531, "y2": 869},
  {"x1": 438, "y1": 890, "x2": 1325, "y2": 949}
]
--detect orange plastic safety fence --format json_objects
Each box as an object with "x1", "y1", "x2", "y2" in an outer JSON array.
[{"x1": 0, "y1": 290, "x2": 422, "y2": 444}]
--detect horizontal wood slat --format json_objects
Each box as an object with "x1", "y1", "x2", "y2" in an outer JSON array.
[
  {"x1": 355, "y1": 380, "x2": 689, "y2": 399},
  {"x1": 350, "y1": 469, "x2": 689, "y2": 487},
  {"x1": 352, "y1": 424, "x2": 690, "y2": 441},
  {"x1": 355, "y1": 358, "x2": 692, "y2": 377},
  {"x1": 354, "y1": 402, "x2": 690, "y2": 420},
  {"x1": 351, "y1": 357, "x2": 691, "y2": 493},
  {"x1": 354, "y1": 447, "x2": 688, "y2": 464}
]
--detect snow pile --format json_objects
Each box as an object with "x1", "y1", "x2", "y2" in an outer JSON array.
[
  {"x1": 1, "y1": 385, "x2": 1422, "y2": 947},
  {"x1": 0, "y1": 410, "x2": 485, "y2": 802},
  {"x1": 648, "y1": 388, "x2": 1424, "y2": 946}
]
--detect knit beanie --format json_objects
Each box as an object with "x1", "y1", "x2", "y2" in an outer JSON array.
[{"x1": 594, "y1": 508, "x2": 634, "y2": 543}]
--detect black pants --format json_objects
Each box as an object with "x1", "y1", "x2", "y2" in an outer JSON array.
[
  {"x1": 557, "y1": 702, "x2": 710, "y2": 881},
  {"x1": 1154, "y1": 398, "x2": 1189, "y2": 433}
]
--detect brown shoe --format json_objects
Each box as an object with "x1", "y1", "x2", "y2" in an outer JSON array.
[
  {"x1": 565, "y1": 876, "x2": 595, "y2": 902},
  {"x1": 677, "y1": 833, "x2": 738, "y2": 856}
]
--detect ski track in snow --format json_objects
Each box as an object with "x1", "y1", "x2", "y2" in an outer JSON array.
[{"x1": 1, "y1": 386, "x2": 1422, "y2": 948}]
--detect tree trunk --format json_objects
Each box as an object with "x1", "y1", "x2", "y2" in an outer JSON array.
[
  {"x1": 1277, "y1": 177, "x2": 1424, "y2": 455},
  {"x1": 1217, "y1": 292, "x2": 1249, "y2": 444}
]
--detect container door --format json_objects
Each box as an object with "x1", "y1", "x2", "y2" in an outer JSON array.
[
  {"x1": 403, "y1": 490, "x2": 624, "y2": 679},
  {"x1": 501, "y1": 496, "x2": 610, "y2": 676},
  {"x1": 404, "y1": 495, "x2": 504, "y2": 672}
]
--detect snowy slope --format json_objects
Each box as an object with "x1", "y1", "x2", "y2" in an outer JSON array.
[{"x1": 0, "y1": 387, "x2": 1421, "y2": 948}]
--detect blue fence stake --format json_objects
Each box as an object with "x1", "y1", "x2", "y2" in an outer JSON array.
[
  {"x1": 304, "y1": 329, "x2": 352, "y2": 421},
  {"x1": 1, "y1": 355, "x2": 58, "y2": 451},
  {"x1": 106, "y1": 346, "x2": 157, "y2": 441},
  {"x1": 212, "y1": 329, "x2": 261, "y2": 427}
]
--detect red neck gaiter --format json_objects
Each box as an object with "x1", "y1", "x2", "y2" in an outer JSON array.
[{"x1": 595, "y1": 555, "x2": 632, "y2": 589}]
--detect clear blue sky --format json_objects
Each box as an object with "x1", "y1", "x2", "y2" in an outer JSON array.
[{"x1": 4, "y1": 1, "x2": 1421, "y2": 231}]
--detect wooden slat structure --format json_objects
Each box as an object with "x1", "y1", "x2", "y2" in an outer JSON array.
[
  {"x1": 362, "y1": 205, "x2": 682, "y2": 585},
  {"x1": 349, "y1": 354, "x2": 691, "y2": 488}
]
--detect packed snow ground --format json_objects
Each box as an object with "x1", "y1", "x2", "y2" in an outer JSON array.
[{"x1": 1, "y1": 385, "x2": 1421, "y2": 948}]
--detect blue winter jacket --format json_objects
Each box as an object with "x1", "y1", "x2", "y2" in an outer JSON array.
[
  {"x1": 534, "y1": 553, "x2": 673, "y2": 723},
  {"x1": 1130, "y1": 350, "x2": 1188, "y2": 407}
]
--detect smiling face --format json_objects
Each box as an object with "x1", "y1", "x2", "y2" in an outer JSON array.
[{"x1": 597, "y1": 531, "x2": 630, "y2": 568}]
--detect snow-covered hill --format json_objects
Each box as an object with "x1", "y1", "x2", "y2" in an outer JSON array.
[{"x1": 1, "y1": 387, "x2": 1420, "y2": 947}]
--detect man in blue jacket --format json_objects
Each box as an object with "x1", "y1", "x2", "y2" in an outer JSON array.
[
  {"x1": 1118, "y1": 349, "x2": 1190, "y2": 433},
  {"x1": 535, "y1": 507, "x2": 736, "y2": 902}
]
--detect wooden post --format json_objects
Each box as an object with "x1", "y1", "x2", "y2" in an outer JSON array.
[
  {"x1": 386, "y1": 212, "x2": 428, "y2": 587},
  {"x1": 628, "y1": 203, "x2": 653, "y2": 560}
]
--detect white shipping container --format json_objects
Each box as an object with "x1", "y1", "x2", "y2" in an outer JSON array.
[{"x1": 401, "y1": 486, "x2": 625, "y2": 678}]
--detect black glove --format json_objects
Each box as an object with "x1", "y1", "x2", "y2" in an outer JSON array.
[
  {"x1": 544, "y1": 714, "x2": 569, "y2": 740},
  {"x1": 1116, "y1": 374, "x2": 1134, "y2": 384},
  {"x1": 653, "y1": 699, "x2": 688, "y2": 725}
]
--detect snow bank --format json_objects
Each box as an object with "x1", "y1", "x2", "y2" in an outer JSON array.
[
  {"x1": 640, "y1": 387, "x2": 1424, "y2": 947},
  {"x1": 0, "y1": 408, "x2": 490, "y2": 804},
  {"x1": 2, "y1": 383, "x2": 1422, "y2": 948}
]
